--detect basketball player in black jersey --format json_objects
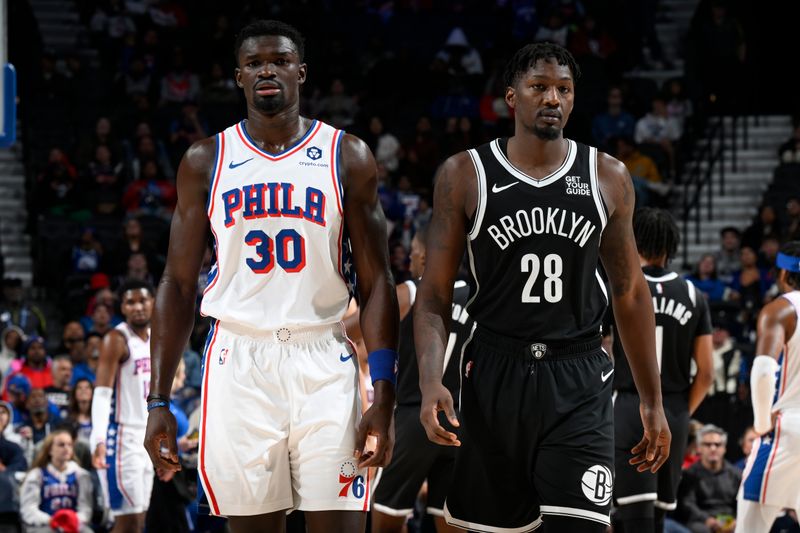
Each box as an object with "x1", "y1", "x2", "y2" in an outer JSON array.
[
  {"x1": 346, "y1": 225, "x2": 472, "y2": 533},
  {"x1": 414, "y1": 42, "x2": 671, "y2": 532},
  {"x1": 611, "y1": 208, "x2": 714, "y2": 533}
]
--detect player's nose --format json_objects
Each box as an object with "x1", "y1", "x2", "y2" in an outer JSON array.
[{"x1": 541, "y1": 86, "x2": 559, "y2": 105}]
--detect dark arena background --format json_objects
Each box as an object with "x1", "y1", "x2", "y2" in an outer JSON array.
[{"x1": 2, "y1": 0, "x2": 800, "y2": 532}]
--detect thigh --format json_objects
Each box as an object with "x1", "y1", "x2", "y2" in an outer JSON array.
[
  {"x1": 289, "y1": 335, "x2": 369, "y2": 512},
  {"x1": 536, "y1": 351, "x2": 614, "y2": 529},
  {"x1": 199, "y1": 324, "x2": 293, "y2": 516},
  {"x1": 373, "y1": 406, "x2": 436, "y2": 516},
  {"x1": 444, "y1": 343, "x2": 541, "y2": 532}
]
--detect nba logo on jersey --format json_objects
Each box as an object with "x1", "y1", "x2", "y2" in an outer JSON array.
[
  {"x1": 581, "y1": 465, "x2": 613, "y2": 505},
  {"x1": 218, "y1": 348, "x2": 229, "y2": 365}
]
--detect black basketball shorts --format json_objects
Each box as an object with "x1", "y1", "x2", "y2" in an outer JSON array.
[
  {"x1": 444, "y1": 327, "x2": 614, "y2": 532},
  {"x1": 613, "y1": 391, "x2": 690, "y2": 517},
  {"x1": 372, "y1": 404, "x2": 457, "y2": 518}
]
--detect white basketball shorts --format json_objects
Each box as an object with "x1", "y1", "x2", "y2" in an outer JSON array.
[
  {"x1": 100, "y1": 422, "x2": 154, "y2": 516},
  {"x1": 739, "y1": 408, "x2": 800, "y2": 511},
  {"x1": 197, "y1": 320, "x2": 371, "y2": 516}
]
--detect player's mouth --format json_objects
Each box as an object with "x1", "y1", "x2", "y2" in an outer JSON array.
[
  {"x1": 538, "y1": 111, "x2": 561, "y2": 124},
  {"x1": 255, "y1": 82, "x2": 281, "y2": 96}
]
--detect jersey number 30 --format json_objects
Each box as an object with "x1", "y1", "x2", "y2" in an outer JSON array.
[
  {"x1": 521, "y1": 253, "x2": 563, "y2": 303},
  {"x1": 245, "y1": 229, "x2": 306, "y2": 274}
]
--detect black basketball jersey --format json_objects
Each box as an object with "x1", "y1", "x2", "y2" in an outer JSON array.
[
  {"x1": 466, "y1": 137, "x2": 608, "y2": 341},
  {"x1": 397, "y1": 279, "x2": 474, "y2": 406},
  {"x1": 612, "y1": 265, "x2": 712, "y2": 394}
]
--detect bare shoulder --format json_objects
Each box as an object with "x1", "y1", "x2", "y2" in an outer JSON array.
[
  {"x1": 339, "y1": 133, "x2": 375, "y2": 184},
  {"x1": 596, "y1": 150, "x2": 631, "y2": 216},
  {"x1": 760, "y1": 295, "x2": 794, "y2": 323},
  {"x1": 434, "y1": 151, "x2": 478, "y2": 217},
  {"x1": 181, "y1": 136, "x2": 218, "y2": 175}
]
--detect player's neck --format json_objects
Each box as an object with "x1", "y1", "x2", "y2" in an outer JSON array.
[
  {"x1": 508, "y1": 132, "x2": 567, "y2": 170},
  {"x1": 127, "y1": 322, "x2": 149, "y2": 339},
  {"x1": 639, "y1": 255, "x2": 667, "y2": 269},
  {"x1": 244, "y1": 107, "x2": 309, "y2": 150}
]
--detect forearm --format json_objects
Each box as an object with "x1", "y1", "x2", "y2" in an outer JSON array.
[
  {"x1": 358, "y1": 274, "x2": 399, "y2": 354},
  {"x1": 613, "y1": 279, "x2": 662, "y2": 406},
  {"x1": 687, "y1": 373, "x2": 713, "y2": 415},
  {"x1": 414, "y1": 297, "x2": 450, "y2": 388},
  {"x1": 150, "y1": 275, "x2": 197, "y2": 396}
]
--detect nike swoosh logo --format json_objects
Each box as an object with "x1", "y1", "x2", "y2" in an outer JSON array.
[
  {"x1": 601, "y1": 369, "x2": 614, "y2": 382},
  {"x1": 228, "y1": 158, "x2": 254, "y2": 169},
  {"x1": 492, "y1": 182, "x2": 519, "y2": 193},
  {"x1": 339, "y1": 353, "x2": 353, "y2": 362}
]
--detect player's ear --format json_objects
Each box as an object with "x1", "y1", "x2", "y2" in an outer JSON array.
[
  {"x1": 298, "y1": 63, "x2": 307, "y2": 85},
  {"x1": 505, "y1": 86, "x2": 516, "y2": 109},
  {"x1": 235, "y1": 68, "x2": 244, "y2": 88}
]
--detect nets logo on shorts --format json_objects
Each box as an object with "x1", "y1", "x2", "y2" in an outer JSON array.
[
  {"x1": 581, "y1": 464, "x2": 612, "y2": 506},
  {"x1": 307, "y1": 146, "x2": 322, "y2": 160},
  {"x1": 338, "y1": 461, "x2": 366, "y2": 499}
]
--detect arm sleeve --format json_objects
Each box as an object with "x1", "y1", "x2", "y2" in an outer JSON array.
[
  {"x1": 76, "y1": 468, "x2": 94, "y2": 526},
  {"x1": 89, "y1": 386, "x2": 113, "y2": 451},
  {"x1": 751, "y1": 355, "x2": 779, "y2": 434},
  {"x1": 20, "y1": 469, "x2": 52, "y2": 526}
]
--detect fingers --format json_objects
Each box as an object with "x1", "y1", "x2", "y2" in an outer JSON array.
[
  {"x1": 358, "y1": 431, "x2": 391, "y2": 468},
  {"x1": 144, "y1": 434, "x2": 181, "y2": 472},
  {"x1": 353, "y1": 419, "x2": 368, "y2": 461},
  {"x1": 629, "y1": 435, "x2": 670, "y2": 473},
  {"x1": 441, "y1": 394, "x2": 460, "y2": 428},
  {"x1": 421, "y1": 406, "x2": 460, "y2": 447}
]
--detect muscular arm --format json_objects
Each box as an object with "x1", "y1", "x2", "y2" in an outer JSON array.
[
  {"x1": 145, "y1": 137, "x2": 214, "y2": 471},
  {"x1": 598, "y1": 154, "x2": 661, "y2": 407},
  {"x1": 150, "y1": 137, "x2": 215, "y2": 398},
  {"x1": 598, "y1": 152, "x2": 669, "y2": 470},
  {"x1": 341, "y1": 134, "x2": 399, "y2": 466},
  {"x1": 755, "y1": 298, "x2": 796, "y2": 358},
  {"x1": 415, "y1": 155, "x2": 470, "y2": 390},
  {"x1": 344, "y1": 283, "x2": 412, "y2": 344},
  {"x1": 95, "y1": 331, "x2": 127, "y2": 389},
  {"x1": 414, "y1": 154, "x2": 474, "y2": 445},
  {"x1": 688, "y1": 334, "x2": 713, "y2": 415}
]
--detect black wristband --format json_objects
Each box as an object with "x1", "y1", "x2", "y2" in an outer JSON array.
[{"x1": 146, "y1": 393, "x2": 170, "y2": 403}]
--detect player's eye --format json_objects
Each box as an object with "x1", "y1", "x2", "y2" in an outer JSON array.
[
  {"x1": 532, "y1": 84, "x2": 545, "y2": 91},
  {"x1": 247, "y1": 61, "x2": 260, "y2": 68},
  {"x1": 274, "y1": 58, "x2": 287, "y2": 66},
  {"x1": 559, "y1": 86, "x2": 571, "y2": 94}
]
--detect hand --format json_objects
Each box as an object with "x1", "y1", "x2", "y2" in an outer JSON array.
[
  {"x1": 157, "y1": 467, "x2": 176, "y2": 482},
  {"x1": 92, "y1": 442, "x2": 108, "y2": 470},
  {"x1": 144, "y1": 407, "x2": 181, "y2": 472},
  {"x1": 630, "y1": 402, "x2": 671, "y2": 473},
  {"x1": 17, "y1": 426, "x2": 32, "y2": 440},
  {"x1": 705, "y1": 516, "x2": 721, "y2": 531},
  {"x1": 419, "y1": 382, "x2": 460, "y2": 447},
  {"x1": 178, "y1": 436, "x2": 199, "y2": 453},
  {"x1": 354, "y1": 381, "x2": 395, "y2": 468}
]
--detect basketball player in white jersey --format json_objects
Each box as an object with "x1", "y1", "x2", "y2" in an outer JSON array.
[
  {"x1": 736, "y1": 242, "x2": 800, "y2": 532},
  {"x1": 143, "y1": 20, "x2": 399, "y2": 533},
  {"x1": 90, "y1": 279, "x2": 155, "y2": 533}
]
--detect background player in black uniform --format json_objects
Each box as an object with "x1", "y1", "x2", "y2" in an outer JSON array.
[
  {"x1": 346, "y1": 224, "x2": 472, "y2": 533},
  {"x1": 414, "y1": 42, "x2": 670, "y2": 533},
  {"x1": 611, "y1": 208, "x2": 714, "y2": 533}
]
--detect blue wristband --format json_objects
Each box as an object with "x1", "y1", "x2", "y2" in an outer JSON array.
[
  {"x1": 368, "y1": 349, "x2": 398, "y2": 386},
  {"x1": 147, "y1": 400, "x2": 169, "y2": 412}
]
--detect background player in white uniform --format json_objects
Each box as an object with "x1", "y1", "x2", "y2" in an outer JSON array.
[
  {"x1": 90, "y1": 279, "x2": 154, "y2": 533},
  {"x1": 143, "y1": 20, "x2": 399, "y2": 533},
  {"x1": 736, "y1": 242, "x2": 800, "y2": 532}
]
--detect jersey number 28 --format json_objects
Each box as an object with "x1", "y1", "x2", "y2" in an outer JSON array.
[{"x1": 521, "y1": 253, "x2": 563, "y2": 303}]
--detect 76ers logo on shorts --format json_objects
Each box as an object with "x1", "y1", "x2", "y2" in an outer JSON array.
[
  {"x1": 581, "y1": 464, "x2": 613, "y2": 505},
  {"x1": 338, "y1": 461, "x2": 366, "y2": 499}
]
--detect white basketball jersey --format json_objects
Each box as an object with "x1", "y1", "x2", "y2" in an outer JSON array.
[
  {"x1": 200, "y1": 119, "x2": 353, "y2": 330},
  {"x1": 775, "y1": 291, "x2": 800, "y2": 411},
  {"x1": 111, "y1": 322, "x2": 151, "y2": 427}
]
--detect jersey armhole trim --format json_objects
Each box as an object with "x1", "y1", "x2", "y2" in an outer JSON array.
[
  {"x1": 329, "y1": 129, "x2": 345, "y2": 216},
  {"x1": 467, "y1": 149, "x2": 487, "y2": 240},
  {"x1": 588, "y1": 146, "x2": 609, "y2": 230},
  {"x1": 404, "y1": 280, "x2": 417, "y2": 307},
  {"x1": 686, "y1": 279, "x2": 697, "y2": 306},
  {"x1": 206, "y1": 132, "x2": 225, "y2": 217}
]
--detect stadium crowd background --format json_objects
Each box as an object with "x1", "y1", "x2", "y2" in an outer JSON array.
[{"x1": 2, "y1": 0, "x2": 800, "y2": 531}]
